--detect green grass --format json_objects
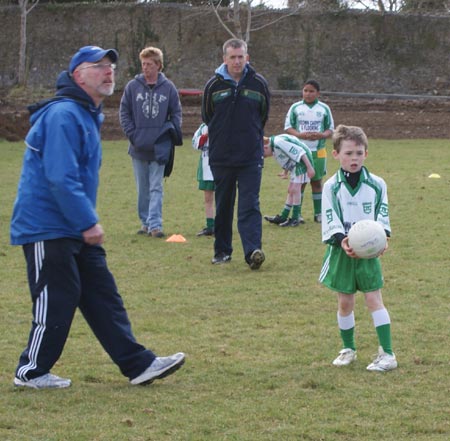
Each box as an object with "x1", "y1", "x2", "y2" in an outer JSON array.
[{"x1": 1, "y1": 138, "x2": 450, "y2": 440}]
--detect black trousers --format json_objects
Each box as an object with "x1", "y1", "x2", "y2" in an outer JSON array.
[
  {"x1": 16, "y1": 239, "x2": 155, "y2": 381},
  {"x1": 211, "y1": 164, "x2": 263, "y2": 261}
]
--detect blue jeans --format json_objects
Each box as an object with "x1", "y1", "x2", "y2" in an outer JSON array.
[
  {"x1": 211, "y1": 164, "x2": 263, "y2": 260},
  {"x1": 132, "y1": 158, "x2": 165, "y2": 231}
]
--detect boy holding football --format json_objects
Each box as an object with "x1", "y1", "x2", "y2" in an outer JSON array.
[{"x1": 319, "y1": 124, "x2": 397, "y2": 372}]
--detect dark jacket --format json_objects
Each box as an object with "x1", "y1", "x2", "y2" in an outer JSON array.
[
  {"x1": 202, "y1": 63, "x2": 270, "y2": 167},
  {"x1": 154, "y1": 121, "x2": 183, "y2": 176}
]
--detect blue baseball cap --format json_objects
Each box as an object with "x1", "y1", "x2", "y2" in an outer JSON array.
[{"x1": 69, "y1": 46, "x2": 119, "y2": 73}]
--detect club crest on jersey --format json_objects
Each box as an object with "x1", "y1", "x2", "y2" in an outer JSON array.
[
  {"x1": 363, "y1": 203, "x2": 372, "y2": 214},
  {"x1": 379, "y1": 203, "x2": 389, "y2": 217},
  {"x1": 326, "y1": 209, "x2": 333, "y2": 224}
]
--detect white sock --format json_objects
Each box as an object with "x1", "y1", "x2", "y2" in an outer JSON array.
[
  {"x1": 371, "y1": 308, "x2": 390, "y2": 327},
  {"x1": 337, "y1": 311, "x2": 355, "y2": 330}
]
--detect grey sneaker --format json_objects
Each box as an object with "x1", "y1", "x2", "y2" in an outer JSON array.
[
  {"x1": 14, "y1": 373, "x2": 72, "y2": 389},
  {"x1": 248, "y1": 249, "x2": 265, "y2": 270},
  {"x1": 366, "y1": 347, "x2": 398, "y2": 372},
  {"x1": 332, "y1": 348, "x2": 357, "y2": 366},
  {"x1": 314, "y1": 214, "x2": 322, "y2": 223},
  {"x1": 130, "y1": 352, "x2": 185, "y2": 385}
]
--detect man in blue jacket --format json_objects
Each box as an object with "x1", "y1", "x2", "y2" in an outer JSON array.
[
  {"x1": 10, "y1": 46, "x2": 185, "y2": 389},
  {"x1": 202, "y1": 38, "x2": 270, "y2": 269}
]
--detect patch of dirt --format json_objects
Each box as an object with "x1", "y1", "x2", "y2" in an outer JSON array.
[{"x1": 1, "y1": 90, "x2": 449, "y2": 142}]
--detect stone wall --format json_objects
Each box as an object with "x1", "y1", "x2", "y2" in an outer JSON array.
[{"x1": 1, "y1": 4, "x2": 450, "y2": 95}]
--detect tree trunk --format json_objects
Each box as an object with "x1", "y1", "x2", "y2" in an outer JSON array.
[{"x1": 18, "y1": 1, "x2": 28, "y2": 86}]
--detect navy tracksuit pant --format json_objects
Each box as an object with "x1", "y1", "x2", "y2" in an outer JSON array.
[
  {"x1": 16, "y1": 239, "x2": 155, "y2": 381},
  {"x1": 211, "y1": 163, "x2": 263, "y2": 261}
]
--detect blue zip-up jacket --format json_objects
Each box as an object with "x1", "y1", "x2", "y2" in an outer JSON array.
[
  {"x1": 202, "y1": 63, "x2": 270, "y2": 167},
  {"x1": 119, "y1": 72, "x2": 182, "y2": 162},
  {"x1": 10, "y1": 71, "x2": 103, "y2": 245}
]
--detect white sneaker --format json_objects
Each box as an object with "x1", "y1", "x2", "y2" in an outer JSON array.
[
  {"x1": 366, "y1": 347, "x2": 398, "y2": 372},
  {"x1": 14, "y1": 373, "x2": 71, "y2": 389},
  {"x1": 332, "y1": 348, "x2": 357, "y2": 366},
  {"x1": 130, "y1": 352, "x2": 185, "y2": 385}
]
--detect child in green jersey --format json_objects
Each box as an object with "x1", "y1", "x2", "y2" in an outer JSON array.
[
  {"x1": 319, "y1": 124, "x2": 397, "y2": 372},
  {"x1": 282, "y1": 79, "x2": 334, "y2": 225},
  {"x1": 263, "y1": 134, "x2": 315, "y2": 227},
  {"x1": 192, "y1": 123, "x2": 215, "y2": 236}
]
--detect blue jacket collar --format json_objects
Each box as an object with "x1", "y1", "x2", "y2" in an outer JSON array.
[{"x1": 215, "y1": 63, "x2": 249, "y2": 85}]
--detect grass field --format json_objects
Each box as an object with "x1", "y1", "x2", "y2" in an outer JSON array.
[{"x1": 0, "y1": 138, "x2": 450, "y2": 440}]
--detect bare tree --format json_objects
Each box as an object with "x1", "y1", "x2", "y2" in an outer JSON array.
[
  {"x1": 18, "y1": 0, "x2": 39, "y2": 86},
  {"x1": 210, "y1": 0, "x2": 302, "y2": 44},
  {"x1": 343, "y1": 0, "x2": 449, "y2": 11}
]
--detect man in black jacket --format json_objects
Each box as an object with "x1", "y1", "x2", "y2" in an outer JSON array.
[{"x1": 202, "y1": 39, "x2": 270, "y2": 270}]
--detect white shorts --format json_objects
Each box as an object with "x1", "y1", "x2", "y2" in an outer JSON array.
[{"x1": 290, "y1": 172, "x2": 310, "y2": 184}]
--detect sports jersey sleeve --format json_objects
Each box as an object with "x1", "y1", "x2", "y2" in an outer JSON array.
[
  {"x1": 270, "y1": 134, "x2": 313, "y2": 175},
  {"x1": 284, "y1": 103, "x2": 297, "y2": 130},
  {"x1": 323, "y1": 103, "x2": 335, "y2": 132},
  {"x1": 373, "y1": 176, "x2": 391, "y2": 235},
  {"x1": 321, "y1": 177, "x2": 345, "y2": 244}
]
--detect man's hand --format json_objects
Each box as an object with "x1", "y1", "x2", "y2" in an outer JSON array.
[{"x1": 82, "y1": 224, "x2": 105, "y2": 245}]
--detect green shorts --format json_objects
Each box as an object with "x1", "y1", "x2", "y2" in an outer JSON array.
[
  {"x1": 312, "y1": 149, "x2": 327, "y2": 181},
  {"x1": 319, "y1": 245, "x2": 383, "y2": 294},
  {"x1": 198, "y1": 180, "x2": 215, "y2": 191}
]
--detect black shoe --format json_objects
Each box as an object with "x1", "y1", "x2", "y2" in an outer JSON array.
[
  {"x1": 197, "y1": 227, "x2": 214, "y2": 237},
  {"x1": 248, "y1": 249, "x2": 265, "y2": 270},
  {"x1": 279, "y1": 218, "x2": 292, "y2": 227},
  {"x1": 149, "y1": 229, "x2": 165, "y2": 238},
  {"x1": 211, "y1": 252, "x2": 232, "y2": 265},
  {"x1": 280, "y1": 217, "x2": 304, "y2": 227},
  {"x1": 264, "y1": 214, "x2": 286, "y2": 225}
]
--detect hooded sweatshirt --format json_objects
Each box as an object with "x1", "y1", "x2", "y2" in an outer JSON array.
[
  {"x1": 119, "y1": 72, "x2": 182, "y2": 162},
  {"x1": 10, "y1": 71, "x2": 103, "y2": 245}
]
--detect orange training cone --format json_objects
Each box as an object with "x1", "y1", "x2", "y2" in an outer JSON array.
[{"x1": 166, "y1": 234, "x2": 187, "y2": 243}]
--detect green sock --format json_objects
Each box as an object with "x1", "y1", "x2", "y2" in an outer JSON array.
[
  {"x1": 376, "y1": 324, "x2": 393, "y2": 355},
  {"x1": 340, "y1": 327, "x2": 356, "y2": 351},
  {"x1": 281, "y1": 205, "x2": 291, "y2": 220},
  {"x1": 312, "y1": 191, "x2": 322, "y2": 216},
  {"x1": 206, "y1": 218, "x2": 214, "y2": 228},
  {"x1": 292, "y1": 205, "x2": 300, "y2": 221}
]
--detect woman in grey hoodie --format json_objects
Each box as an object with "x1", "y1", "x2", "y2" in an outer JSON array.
[{"x1": 119, "y1": 47, "x2": 182, "y2": 238}]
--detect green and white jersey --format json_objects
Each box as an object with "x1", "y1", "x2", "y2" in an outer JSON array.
[
  {"x1": 321, "y1": 167, "x2": 390, "y2": 243},
  {"x1": 192, "y1": 123, "x2": 213, "y2": 182},
  {"x1": 284, "y1": 99, "x2": 334, "y2": 152},
  {"x1": 269, "y1": 134, "x2": 313, "y2": 177}
]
